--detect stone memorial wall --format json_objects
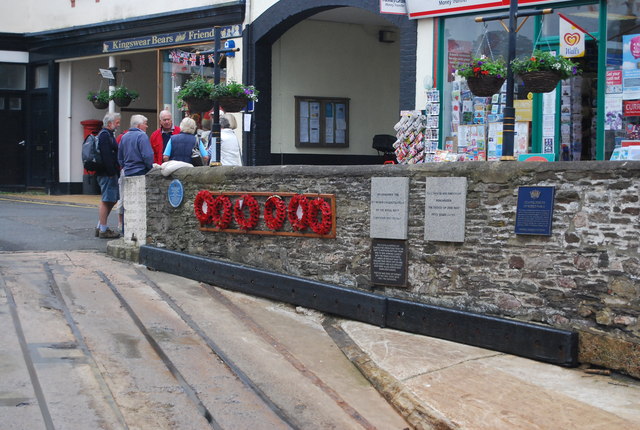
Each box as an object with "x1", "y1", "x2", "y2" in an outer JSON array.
[{"x1": 143, "y1": 162, "x2": 640, "y2": 377}]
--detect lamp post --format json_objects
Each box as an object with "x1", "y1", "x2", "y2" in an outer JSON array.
[
  {"x1": 476, "y1": 3, "x2": 552, "y2": 160},
  {"x1": 197, "y1": 27, "x2": 240, "y2": 164}
]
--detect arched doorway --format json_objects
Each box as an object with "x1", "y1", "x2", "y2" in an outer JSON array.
[{"x1": 245, "y1": 1, "x2": 417, "y2": 165}]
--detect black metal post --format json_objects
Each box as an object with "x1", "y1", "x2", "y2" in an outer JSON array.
[
  {"x1": 211, "y1": 27, "x2": 222, "y2": 165},
  {"x1": 501, "y1": 0, "x2": 518, "y2": 160}
]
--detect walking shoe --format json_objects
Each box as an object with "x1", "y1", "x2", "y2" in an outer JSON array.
[
  {"x1": 95, "y1": 228, "x2": 100, "y2": 237},
  {"x1": 99, "y1": 228, "x2": 120, "y2": 239}
]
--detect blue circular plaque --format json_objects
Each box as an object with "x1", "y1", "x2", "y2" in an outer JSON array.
[{"x1": 167, "y1": 179, "x2": 184, "y2": 208}]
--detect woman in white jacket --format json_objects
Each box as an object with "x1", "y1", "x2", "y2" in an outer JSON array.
[{"x1": 208, "y1": 114, "x2": 242, "y2": 166}]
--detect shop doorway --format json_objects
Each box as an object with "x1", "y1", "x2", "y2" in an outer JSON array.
[
  {"x1": 0, "y1": 92, "x2": 26, "y2": 188},
  {"x1": 28, "y1": 93, "x2": 54, "y2": 188}
]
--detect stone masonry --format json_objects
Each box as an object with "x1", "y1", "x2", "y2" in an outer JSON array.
[{"x1": 144, "y1": 161, "x2": 640, "y2": 378}]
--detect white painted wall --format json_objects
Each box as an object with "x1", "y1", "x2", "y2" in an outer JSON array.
[
  {"x1": 415, "y1": 19, "x2": 435, "y2": 110},
  {"x1": 59, "y1": 52, "x2": 158, "y2": 184},
  {"x1": 2, "y1": 0, "x2": 230, "y2": 33},
  {"x1": 271, "y1": 19, "x2": 400, "y2": 155}
]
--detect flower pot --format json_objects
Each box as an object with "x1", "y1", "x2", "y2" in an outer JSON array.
[
  {"x1": 519, "y1": 71, "x2": 561, "y2": 93},
  {"x1": 92, "y1": 100, "x2": 109, "y2": 109},
  {"x1": 113, "y1": 96, "x2": 132, "y2": 107},
  {"x1": 217, "y1": 97, "x2": 247, "y2": 113},
  {"x1": 466, "y1": 76, "x2": 505, "y2": 97},
  {"x1": 183, "y1": 96, "x2": 216, "y2": 113}
]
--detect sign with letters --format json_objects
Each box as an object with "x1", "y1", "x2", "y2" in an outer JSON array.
[
  {"x1": 103, "y1": 25, "x2": 242, "y2": 53},
  {"x1": 406, "y1": 0, "x2": 572, "y2": 19},
  {"x1": 515, "y1": 186, "x2": 555, "y2": 236}
]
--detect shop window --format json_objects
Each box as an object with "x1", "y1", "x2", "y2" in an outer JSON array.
[
  {"x1": 0, "y1": 63, "x2": 26, "y2": 90},
  {"x1": 160, "y1": 45, "x2": 222, "y2": 126},
  {"x1": 34, "y1": 65, "x2": 49, "y2": 89},
  {"x1": 606, "y1": 0, "x2": 640, "y2": 160},
  {"x1": 442, "y1": 4, "x2": 600, "y2": 161},
  {"x1": 443, "y1": 14, "x2": 534, "y2": 161},
  {"x1": 295, "y1": 96, "x2": 349, "y2": 147}
]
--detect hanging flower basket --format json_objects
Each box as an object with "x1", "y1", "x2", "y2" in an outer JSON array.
[
  {"x1": 217, "y1": 96, "x2": 247, "y2": 113},
  {"x1": 183, "y1": 96, "x2": 216, "y2": 113},
  {"x1": 466, "y1": 76, "x2": 505, "y2": 97},
  {"x1": 112, "y1": 96, "x2": 132, "y2": 107},
  {"x1": 519, "y1": 71, "x2": 561, "y2": 93},
  {"x1": 92, "y1": 100, "x2": 109, "y2": 109}
]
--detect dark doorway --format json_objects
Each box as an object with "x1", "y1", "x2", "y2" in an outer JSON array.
[
  {"x1": 0, "y1": 92, "x2": 26, "y2": 189},
  {"x1": 28, "y1": 93, "x2": 54, "y2": 188}
]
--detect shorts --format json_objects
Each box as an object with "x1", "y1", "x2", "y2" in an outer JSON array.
[{"x1": 97, "y1": 175, "x2": 120, "y2": 203}]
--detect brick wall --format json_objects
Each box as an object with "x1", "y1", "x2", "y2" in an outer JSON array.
[{"x1": 145, "y1": 161, "x2": 640, "y2": 377}]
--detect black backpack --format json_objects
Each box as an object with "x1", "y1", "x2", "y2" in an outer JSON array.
[{"x1": 82, "y1": 130, "x2": 104, "y2": 171}]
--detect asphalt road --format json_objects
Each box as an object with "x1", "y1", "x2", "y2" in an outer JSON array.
[{"x1": 0, "y1": 197, "x2": 107, "y2": 252}]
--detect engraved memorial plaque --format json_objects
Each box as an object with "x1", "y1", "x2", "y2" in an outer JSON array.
[
  {"x1": 371, "y1": 239, "x2": 408, "y2": 287},
  {"x1": 424, "y1": 177, "x2": 467, "y2": 242},
  {"x1": 370, "y1": 177, "x2": 410, "y2": 240},
  {"x1": 123, "y1": 175, "x2": 147, "y2": 244}
]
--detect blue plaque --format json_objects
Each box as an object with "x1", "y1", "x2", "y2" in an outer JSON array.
[
  {"x1": 515, "y1": 186, "x2": 555, "y2": 236},
  {"x1": 167, "y1": 179, "x2": 184, "y2": 208}
]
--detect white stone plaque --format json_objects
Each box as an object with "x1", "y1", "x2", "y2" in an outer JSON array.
[
  {"x1": 424, "y1": 177, "x2": 467, "y2": 242},
  {"x1": 123, "y1": 175, "x2": 147, "y2": 245},
  {"x1": 370, "y1": 177, "x2": 409, "y2": 240}
]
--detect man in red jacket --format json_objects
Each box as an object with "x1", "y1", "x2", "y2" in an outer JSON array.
[{"x1": 150, "y1": 110, "x2": 181, "y2": 165}]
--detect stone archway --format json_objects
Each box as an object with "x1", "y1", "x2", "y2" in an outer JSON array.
[{"x1": 244, "y1": 1, "x2": 417, "y2": 165}]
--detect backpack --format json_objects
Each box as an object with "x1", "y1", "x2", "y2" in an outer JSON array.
[{"x1": 82, "y1": 131, "x2": 104, "y2": 171}]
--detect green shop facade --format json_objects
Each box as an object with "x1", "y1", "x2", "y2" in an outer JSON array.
[{"x1": 410, "y1": 0, "x2": 640, "y2": 161}]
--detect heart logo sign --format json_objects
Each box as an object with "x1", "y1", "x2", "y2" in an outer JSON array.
[{"x1": 564, "y1": 33, "x2": 580, "y2": 46}]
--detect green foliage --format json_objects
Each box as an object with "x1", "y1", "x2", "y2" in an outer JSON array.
[
  {"x1": 211, "y1": 81, "x2": 259, "y2": 101},
  {"x1": 87, "y1": 90, "x2": 110, "y2": 104},
  {"x1": 110, "y1": 86, "x2": 139, "y2": 101},
  {"x1": 511, "y1": 50, "x2": 581, "y2": 80},
  {"x1": 455, "y1": 56, "x2": 507, "y2": 79},
  {"x1": 177, "y1": 74, "x2": 216, "y2": 101}
]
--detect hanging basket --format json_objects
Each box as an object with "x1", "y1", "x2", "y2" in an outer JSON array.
[
  {"x1": 519, "y1": 71, "x2": 561, "y2": 93},
  {"x1": 466, "y1": 76, "x2": 505, "y2": 97},
  {"x1": 217, "y1": 97, "x2": 248, "y2": 113},
  {"x1": 183, "y1": 97, "x2": 216, "y2": 113},
  {"x1": 113, "y1": 96, "x2": 132, "y2": 107},
  {"x1": 92, "y1": 100, "x2": 109, "y2": 109}
]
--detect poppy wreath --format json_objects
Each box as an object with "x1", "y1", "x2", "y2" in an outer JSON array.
[
  {"x1": 264, "y1": 195, "x2": 287, "y2": 231},
  {"x1": 233, "y1": 194, "x2": 260, "y2": 230},
  {"x1": 306, "y1": 197, "x2": 332, "y2": 235},
  {"x1": 194, "y1": 190, "x2": 213, "y2": 224},
  {"x1": 210, "y1": 195, "x2": 233, "y2": 229},
  {"x1": 287, "y1": 194, "x2": 309, "y2": 231}
]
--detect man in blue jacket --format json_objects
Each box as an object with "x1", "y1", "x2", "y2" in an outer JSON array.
[
  {"x1": 118, "y1": 114, "x2": 154, "y2": 176},
  {"x1": 95, "y1": 112, "x2": 121, "y2": 239}
]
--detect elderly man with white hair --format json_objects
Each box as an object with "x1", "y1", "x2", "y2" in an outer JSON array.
[{"x1": 118, "y1": 114, "x2": 154, "y2": 177}]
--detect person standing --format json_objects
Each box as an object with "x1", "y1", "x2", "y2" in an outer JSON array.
[
  {"x1": 94, "y1": 112, "x2": 121, "y2": 239},
  {"x1": 150, "y1": 110, "x2": 181, "y2": 165},
  {"x1": 118, "y1": 115, "x2": 154, "y2": 177},
  {"x1": 208, "y1": 114, "x2": 242, "y2": 166},
  {"x1": 163, "y1": 117, "x2": 209, "y2": 165}
]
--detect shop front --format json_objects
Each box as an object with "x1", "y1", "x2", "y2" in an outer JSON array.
[
  {"x1": 404, "y1": 0, "x2": 640, "y2": 163},
  {"x1": 0, "y1": 3, "x2": 244, "y2": 193}
]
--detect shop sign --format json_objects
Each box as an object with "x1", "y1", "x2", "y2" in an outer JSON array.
[
  {"x1": 103, "y1": 25, "x2": 242, "y2": 53},
  {"x1": 380, "y1": 0, "x2": 407, "y2": 15},
  {"x1": 559, "y1": 16, "x2": 584, "y2": 58},
  {"x1": 623, "y1": 100, "x2": 640, "y2": 117},
  {"x1": 406, "y1": 0, "x2": 572, "y2": 19}
]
